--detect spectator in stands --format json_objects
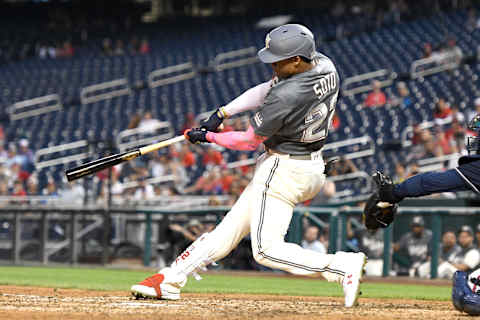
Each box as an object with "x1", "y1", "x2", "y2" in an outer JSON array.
[
  {"x1": 433, "y1": 99, "x2": 452, "y2": 125},
  {"x1": 393, "y1": 216, "x2": 432, "y2": 277},
  {"x1": 5, "y1": 144, "x2": 20, "y2": 168},
  {"x1": 129, "y1": 36, "x2": 139, "y2": 54},
  {"x1": 47, "y1": 42, "x2": 57, "y2": 59},
  {"x1": 138, "y1": 111, "x2": 161, "y2": 132},
  {"x1": 10, "y1": 163, "x2": 29, "y2": 185},
  {"x1": 466, "y1": 8, "x2": 478, "y2": 32},
  {"x1": 364, "y1": 80, "x2": 386, "y2": 107},
  {"x1": 444, "y1": 38, "x2": 463, "y2": 65},
  {"x1": 26, "y1": 175, "x2": 39, "y2": 195},
  {"x1": 202, "y1": 147, "x2": 225, "y2": 167},
  {"x1": 330, "y1": 156, "x2": 358, "y2": 176},
  {"x1": 150, "y1": 153, "x2": 168, "y2": 177},
  {"x1": 467, "y1": 98, "x2": 480, "y2": 123},
  {"x1": 422, "y1": 135, "x2": 443, "y2": 158},
  {"x1": 17, "y1": 139, "x2": 34, "y2": 173},
  {"x1": 0, "y1": 180, "x2": 8, "y2": 201},
  {"x1": 114, "y1": 40, "x2": 125, "y2": 56},
  {"x1": 417, "y1": 230, "x2": 461, "y2": 279},
  {"x1": 58, "y1": 41, "x2": 74, "y2": 58},
  {"x1": 12, "y1": 180, "x2": 26, "y2": 197},
  {"x1": 58, "y1": 179, "x2": 85, "y2": 205},
  {"x1": 139, "y1": 38, "x2": 150, "y2": 54},
  {"x1": 434, "y1": 126, "x2": 453, "y2": 155},
  {"x1": 133, "y1": 179, "x2": 155, "y2": 200},
  {"x1": 220, "y1": 169, "x2": 235, "y2": 194},
  {"x1": 37, "y1": 42, "x2": 48, "y2": 59},
  {"x1": 445, "y1": 120, "x2": 467, "y2": 154},
  {"x1": 102, "y1": 38, "x2": 113, "y2": 56},
  {"x1": 0, "y1": 143, "x2": 7, "y2": 164},
  {"x1": 127, "y1": 113, "x2": 142, "y2": 129},
  {"x1": 423, "y1": 43, "x2": 433, "y2": 59},
  {"x1": 301, "y1": 225, "x2": 326, "y2": 254},
  {"x1": 451, "y1": 106, "x2": 465, "y2": 125},
  {"x1": 390, "y1": 81, "x2": 412, "y2": 108},
  {"x1": 393, "y1": 162, "x2": 407, "y2": 183},
  {"x1": 43, "y1": 179, "x2": 58, "y2": 197},
  {"x1": 450, "y1": 226, "x2": 480, "y2": 273},
  {"x1": 168, "y1": 160, "x2": 189, "y2": 189},
  {"x1": 237, "y1": 153, "x2": 253, "y2": 175},
  {"x1": 179, "y1": 144, "x2": 195, "y2": 169}
]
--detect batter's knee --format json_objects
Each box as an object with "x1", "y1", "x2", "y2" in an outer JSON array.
[
  {"x1": 251, "y1": 241, "x2": 275, "y2": 267},
  {"x1": 252, "y1": 250, "x2": 267, "y2": 265}
]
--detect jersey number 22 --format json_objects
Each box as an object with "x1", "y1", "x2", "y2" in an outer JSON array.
[{"x1": 302, "y1": 74, "x2": 338, "y2": 143}]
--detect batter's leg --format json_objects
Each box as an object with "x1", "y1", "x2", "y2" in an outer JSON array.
[
  {"x1": 131, "y1": 182, "x2": 255, "y2": 299},
  {"x1": 249, "y1": 155, "x2": 366, "y2": 307}
]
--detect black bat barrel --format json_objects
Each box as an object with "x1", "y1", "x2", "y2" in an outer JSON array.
[{"x1": 65, "y1": 150, "x2": 140, "y2": 182}]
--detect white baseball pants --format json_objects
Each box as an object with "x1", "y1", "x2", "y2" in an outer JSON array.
[{"x1": 170, "y1": 152, "x2": 348, "y2": 282}]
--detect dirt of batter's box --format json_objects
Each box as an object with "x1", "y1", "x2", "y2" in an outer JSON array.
[{"x1": 0, "y1": 285, "x2": 466, "y2": 320}]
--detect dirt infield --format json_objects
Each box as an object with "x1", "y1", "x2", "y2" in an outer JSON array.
[{"x1": 0, "y1": 285, "x2": 466, "y2": 320}]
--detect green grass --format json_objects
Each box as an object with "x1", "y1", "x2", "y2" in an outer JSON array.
[{"x1": 0, "y1": 266, "x2": 452, "y2": 300}]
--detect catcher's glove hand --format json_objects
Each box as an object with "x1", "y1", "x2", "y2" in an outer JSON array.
[{"x1": 362, "y1": 172, "x2": 398, "y2": 230}]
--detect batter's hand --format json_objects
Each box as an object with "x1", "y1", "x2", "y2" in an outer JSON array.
[
  {"x1": 201, "y1": 107, "x2": 227, "y2": 132},
  {"x1": 184, "y1": 128, "x2": 210, "y2": 144}
]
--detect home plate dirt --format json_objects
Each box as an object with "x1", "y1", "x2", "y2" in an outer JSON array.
[{"x1": 0, "y1": 285, "x2": 464, "y2": 320}]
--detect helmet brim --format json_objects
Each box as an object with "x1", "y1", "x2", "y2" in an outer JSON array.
[{"x1": 257, "y1": 47, "x2": 289, "y2": 64}]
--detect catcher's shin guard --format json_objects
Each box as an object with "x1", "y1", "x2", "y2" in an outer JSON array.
[{"x1": 452, "y1": 271, "x2": 480, "y2": 315}]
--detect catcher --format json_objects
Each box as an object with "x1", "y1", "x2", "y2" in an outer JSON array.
[
  {"x1": 364, "y1": 115, "x2": 480, "y2": 316},
  {"x1": 363, "y1": 114, "x2": 480, "y2": 230}
]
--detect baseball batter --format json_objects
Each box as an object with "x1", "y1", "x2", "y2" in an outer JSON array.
[{"x1": 131, "y1": 24, "x2": 367, "y2": 307}]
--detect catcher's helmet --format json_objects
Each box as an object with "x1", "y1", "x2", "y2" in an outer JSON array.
[
  {"x1": 467, "y1": 114, "x2": 480, "y2": 155},
  {"x1": 257, "y1": 24, "x2": 315, "y2": 64}
]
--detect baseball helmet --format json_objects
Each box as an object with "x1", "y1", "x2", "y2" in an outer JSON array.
[
  {"x1": 467, "y1": 114, "x2": 480, "y2": 155},
  {"x1": 257, "y1": 24, "x2": 316, "y2": 64}
]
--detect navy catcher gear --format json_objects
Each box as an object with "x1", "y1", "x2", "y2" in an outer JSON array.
[{"x1": 452, "y1": 271, "x2": 480, "y2": 315}]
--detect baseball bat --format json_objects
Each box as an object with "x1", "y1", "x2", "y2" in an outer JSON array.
[{"x1": 65, "y1": 135, "x2": 186, "y2": 182}]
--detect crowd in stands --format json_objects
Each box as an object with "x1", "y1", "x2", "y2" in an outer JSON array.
[{"x1": 1, "y1": 0, "x2": 476, "y2": 66}]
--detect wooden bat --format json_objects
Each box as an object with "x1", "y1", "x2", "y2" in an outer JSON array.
[{"x1": 65, "y1": 135, "x2": 186, "y2": 182}]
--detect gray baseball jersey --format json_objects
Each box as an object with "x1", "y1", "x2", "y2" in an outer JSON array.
[
  {"x1": 453, "y1": 245, "x2": 480, "y2": 271},
  {"x1": 250, "y1": 53, "x2": 339, "y2": 155},
  {"x1": 397, "y1": 229, "x2": 432, "y2": 264}
]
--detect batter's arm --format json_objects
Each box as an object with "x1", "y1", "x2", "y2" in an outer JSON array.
[
  {"x1": 221, "y1": 80, "x2": 272, "y2": 117},
  {"x1": 206, "y1": 125, "x2": 267, "y2": 151}
]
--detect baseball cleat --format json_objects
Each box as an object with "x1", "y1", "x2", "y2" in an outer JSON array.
[
  {"x1": 342, "y1": 252, "x2": 367, "y2": 307},
  {"x1": 131, "y1": 273, "x2": 181, "y2": 300}
]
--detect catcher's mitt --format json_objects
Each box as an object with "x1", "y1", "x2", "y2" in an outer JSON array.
[
  {"x1": 362, "y1": 193, "x2": 398, "y2": 230},
  {"x1": 362, "y1": 171, "x2": 398, "y2": 230}
]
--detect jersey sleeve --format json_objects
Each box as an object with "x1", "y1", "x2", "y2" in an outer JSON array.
[
  {"x1": 464, "y1": 249, "x2": 480, "y2": 269},
  {"x1": 250, "y1": 93, "x2": 290, "y2": 137}
]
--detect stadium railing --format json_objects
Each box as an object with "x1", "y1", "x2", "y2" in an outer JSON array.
[
  {"x1": 9, "y1": 94, "x2": 63, "y2": 121},
  {"x1": 2, "y1": 205, "x2": 479, "y2": 280}
]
